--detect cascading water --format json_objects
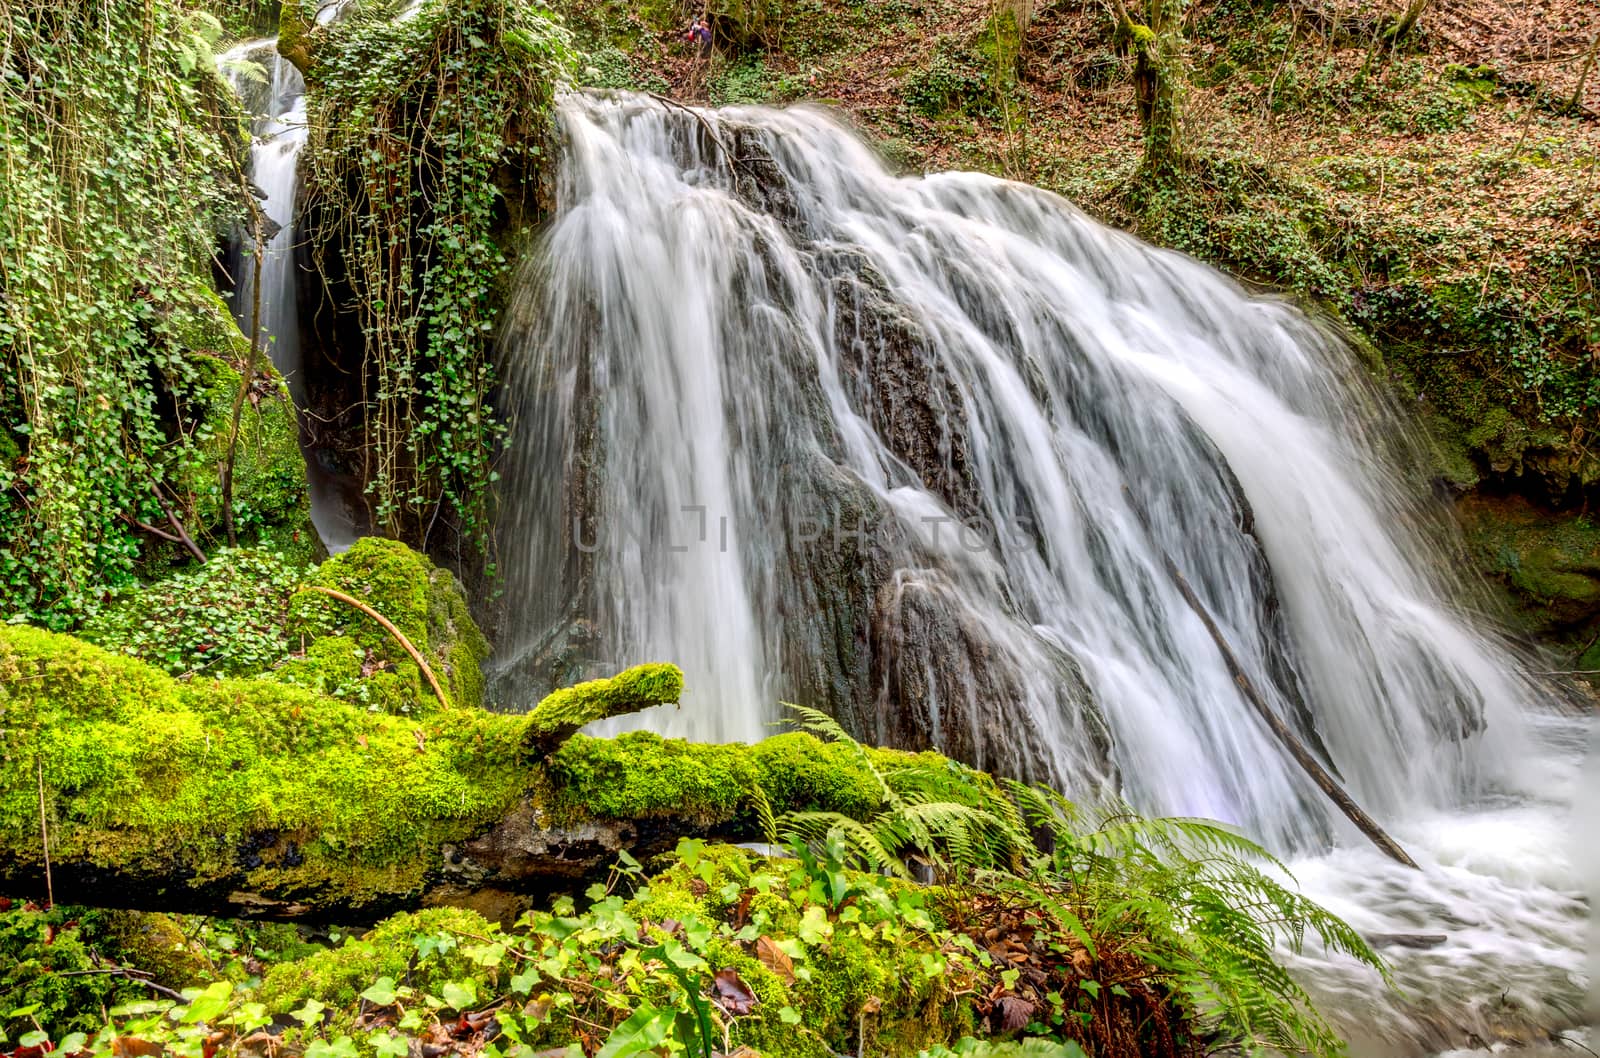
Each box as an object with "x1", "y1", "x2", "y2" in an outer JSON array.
[
  {"x1": 221, "y1": 39, "x2": 360, "y2": 550},
  {"x1": 494, "y1": 93, "x2": 1589, "y2": 1051},
  {"x1": 223, "y1": 42, "x2": 307, "y2": 403}
]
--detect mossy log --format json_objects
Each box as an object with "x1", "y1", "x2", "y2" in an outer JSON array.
[{"x1": 0, "y1": 626, "x2": 912, "y2": 923}]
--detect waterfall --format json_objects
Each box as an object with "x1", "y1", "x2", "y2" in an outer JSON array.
[
  {"x1": 221, "y1": 40, "x2": 360, "y2": 551},
  {"x1": 223, "y1": 41, "x2": 307, "y2": 403},
  {"x1": 495, "y1": 93, "x2": 1589, "y2": 1050},
  {"x1": 495, "y1": 92, "x2": 1537, "y2": 845}
]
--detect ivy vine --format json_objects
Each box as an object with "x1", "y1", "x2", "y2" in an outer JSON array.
[
  {"x1": 0, "y1": 0, "x2": 246, "y2": 627},
  {"x1": 299, "y1": 0, "x2": 575, "y2": 553}
]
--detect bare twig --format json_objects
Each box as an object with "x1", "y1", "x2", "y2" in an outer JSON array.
[
  {"x1": 300, "y1": 585, "x2": 451, "y2": 708},
  {"x1": 1571, "y1": 26, "x2": 1600, "y2": 112},
  {"x1": 37, "y1": 755, "x2": 53, "y2": 909},
  {"x1": 148, "y1": 479, "x2": 208, "y2": 564},
  {"x1": 646, "y1": 91, "x2": 740, "y2": 177},
  {"x1": 58, "y1": 968, "x2": 185, "y2": 1002}
]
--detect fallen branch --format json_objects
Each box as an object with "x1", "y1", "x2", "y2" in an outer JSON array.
[
  {"x1": 146, "y1": 479, "x2": 208, "y2": 564},
  {"x1": 0, "y1": 624, "x2": 887, "y2": 922},
  {"x1": 1124, "y1": 489, "x2": 1420, "y2": 870},
  {"x1": 301, "y1": 584, "x2": 452, "y2": 709},
  {"x1": 58, "y1": 967, "x2": 185, "y2": 1002},
  {"x1": 646, "y1": 92, "x2": 740, "y2": 177}
]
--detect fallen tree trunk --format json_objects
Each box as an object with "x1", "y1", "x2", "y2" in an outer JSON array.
[{"x1": 0, "y1": 626, "x2": 893, "y2": 923}]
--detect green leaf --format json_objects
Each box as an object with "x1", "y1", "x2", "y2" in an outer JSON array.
[
  {"x1": 181, "y1": 981, "x2": 233, "y2": 1024},
  {"x1": 360, "y1": 978, "x2": 398, "y2": 1006},
  {"x1": 291, "y1": 998, "x2": 326, "y2": 1025},
  {"x1": 778, "y1": 1006, "x2": 802, "y2": 1025},
  {"x1": 594, "y1": 1005, "x2": 675, "y2": 1058},
  {"x1": 441, "y1": 980, "x2": 477, "y2": 1011},
  {"x1": 797, "y1": 904, "x2": 833, "y2": 945},
  {"x1": 370, "y1": 1032, "x2": 409, "y2": 1058}
]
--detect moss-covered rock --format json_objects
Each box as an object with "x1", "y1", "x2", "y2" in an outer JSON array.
[
  {"x1": 1456, "y1": 492, "x2": 1600, "y2": 642},
  {"x1": 276, "y1": 537, "x2": 491, "y2": 711},
  {"x1": 0, "y1": 625, "x2": 955, "y2": 921},
  {"x1": 257, "y1": 907, "x2": 496, "y2": 1009}
]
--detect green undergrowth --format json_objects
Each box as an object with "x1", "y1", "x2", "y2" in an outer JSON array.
[
  {"x1": 0, "y1": 0, "x2": 310, "y2": 628},
  {"x1": 0, "y1": 709, "x2": 1385, "y2": 1058},
  {"x1": 277, "y1": 538, "x2": 491, "y2": 711},
  {"x1": 80, "y1": 548, "x2": 309, "y2": 678},
  {"x1": 294, "y1": 0, "x2": 576, "y2": 551},
  {"x1": 73, "y1": 537, "x2": 487, "y2": 713},
  {"x1": 0, "y1": 903, "x2": 314, "y2": 1040}
]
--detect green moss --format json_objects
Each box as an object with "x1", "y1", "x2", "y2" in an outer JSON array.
[
  {"x1": 525, "y1": 662, "x2": 684, "y2": 740},
  {"x1": 278, "y1": 538, "x2": 491, "y2": 711},
  {"x1": 0, "y1": 623, "x2": 531, "y2": 909},
  {"x1": 546, "y1": 730, "x2": 896, "y2": 825},
  {"x1": 546, "y1": 733, "x2": 765, "y2": 823},
  {"x1": 154, "y1": 281, "x2": 317, "y2": 566},
  {"x1": 1457, "y1": 493, "x2": 1600, "y2": 638},
  {"x1": 257, "y1": 907, "x2": 498, "y2": 1009}
]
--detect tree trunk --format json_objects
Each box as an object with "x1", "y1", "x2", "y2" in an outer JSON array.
[
  {"x1": 0, "y1": 626, "x2": 897, "y2": 924},
  {"x1": 1386, "y1": 0, "x2": 1429, "y2": 44},
  {"x1": 1112, "y1": 0, "x2": 1184, "y2": 174}
]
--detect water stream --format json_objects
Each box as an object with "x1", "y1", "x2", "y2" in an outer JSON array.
[
  {"x1": 221, "y1": 40, "x2": 360, "y2": 552},
  {"x1": 493, "y1": 93, "x2": 1591, "y2": 1053}
]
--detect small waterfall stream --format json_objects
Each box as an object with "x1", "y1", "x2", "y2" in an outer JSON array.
[
  {"x1": 221, "y1": 39, "x2": 359, "y2": 551},
  {"x1": 223, "y1": 42, "x2": 307, "y2": 402},
  {"x1": 494, "y1": 93, "x2": 1590, "y2": 1052}
]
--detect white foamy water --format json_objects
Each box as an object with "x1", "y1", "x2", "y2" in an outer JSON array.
[{"x1": 489, "y1": 92, "x2": 1589, "y2": 1051}]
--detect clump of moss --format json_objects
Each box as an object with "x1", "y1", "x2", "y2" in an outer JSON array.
[
  {"x1": 544, "y1": 730, "x2": 888, "y2": 824},
  {"x1": 0, "y1": 622, "x2": 531, "y2": 909},
  {"x1": 276, "y1": 537, "x2": 491, "y2": 711},
  {"x1": 257, "y1": 907, "x2": 498, "y2": 1009},
  {"x1": 175, "y1": 350, "x2": 315, "y2": 563},
  {"x1": 524, "y1": 662, "x2": 684, "y2": 743}
]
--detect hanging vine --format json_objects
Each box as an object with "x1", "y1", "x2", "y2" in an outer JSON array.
[
  {"x1": 298, "y1": 0, "x2": 575, "y2": 555},
  {"x1": 0, "y1": 0, "x2": 248, "y2": 627}
]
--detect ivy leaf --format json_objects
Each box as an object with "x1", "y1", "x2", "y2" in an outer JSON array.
[
  {"x1": 291, "y1": 998, "x2": 326, "y2": 1025},
  {"x1": 593, "y1": 1005, "x2": 674, "y2": 1058},
  {"x1": 441, "y1": 980, "x2": 477, "y2": 1011},
  {"x1": 180, "y1": 981, "x2": 233, "y2": 1024},
  {"x1": 370, "y1": 1032, "x2": 409, "y2": 1058},
  {"x1": 360, "y1": 978, "x2": 397, "y2": 1006},
  {"x1": 797, "y1": 904, "x2": 832, "y2": 945}
]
